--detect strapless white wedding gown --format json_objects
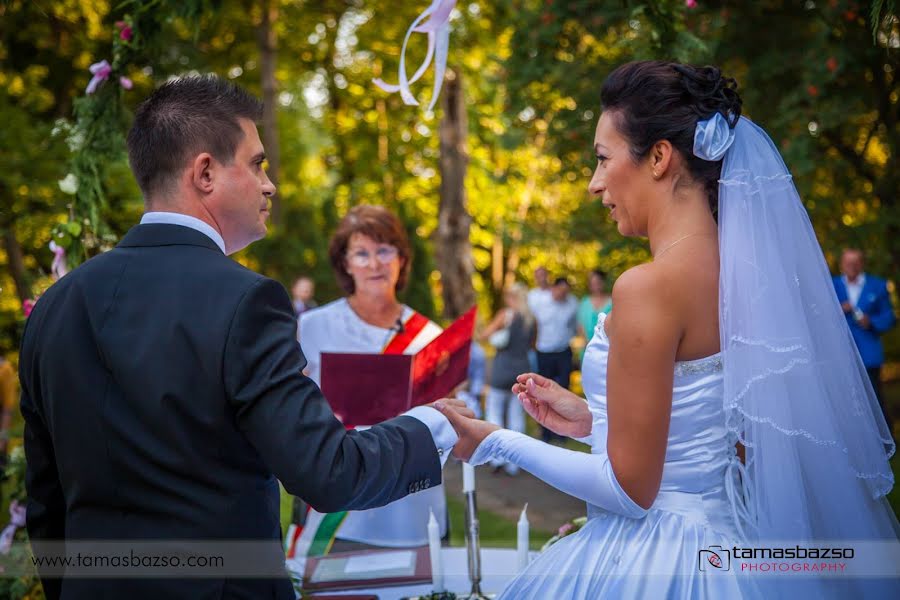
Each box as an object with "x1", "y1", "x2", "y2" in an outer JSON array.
[{"x1": 479, "y1": 312, "x2": 762, "y2": 598}]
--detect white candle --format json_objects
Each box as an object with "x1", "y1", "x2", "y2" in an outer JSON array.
[
  {"x1": 427, "y1": 509, "x2": 444, "y2": 592},
  {"x1": 516, "y1": 503, "x2": 529, "y2": 572},
  {"x1": 462, "y1": 463, "x2": 475, "y2": 493}
]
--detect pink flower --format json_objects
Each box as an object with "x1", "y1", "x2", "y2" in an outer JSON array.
[
  {"x1": 120, "y1": 25, "x2": 133, "y2": 41},
  {"x1": 686, "y1": 0, "x2": 698, "y2": 8},
  {"x1": 22, "y1": 299, "x2": 36, "y2": 318},
  {"x1": 85, "y1": 59, "x2": 112, "y2": 94},
  {"x1": 119, "y1": 76, "x2": 133, "y2": 90},
  {"x1": 558, "y1": 523, "x2": 573, "y2": 537}
]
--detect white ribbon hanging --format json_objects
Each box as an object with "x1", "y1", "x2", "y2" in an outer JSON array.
[{"x1": 372, "y1": 0, "x2": 457, "y2": 113}]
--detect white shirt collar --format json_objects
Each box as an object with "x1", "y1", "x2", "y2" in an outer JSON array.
[
  {"x1": 843, "y1": 272, "x2": 866, "y2": 288},
  {"x1": 140, "y1": 212, "x2": 227, "y2": 254}
]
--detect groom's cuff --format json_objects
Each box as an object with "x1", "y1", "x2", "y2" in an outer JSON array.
[{"x1": 403, "y1": 406, "x2": 458, "y2": 467}]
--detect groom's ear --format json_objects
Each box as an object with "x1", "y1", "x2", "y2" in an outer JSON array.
[{"x1": 190, "y1": 152, "x2": 216, "y2": 194}]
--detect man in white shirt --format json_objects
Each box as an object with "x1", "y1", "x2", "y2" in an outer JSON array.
[
  {"x1": 531, "y1": 276, "x2": 579, "y2": 442},
  {"x1": 526, "y1": 266, "x2": 552, "y2": 372},
  {"x1": 527, "y1": 265, "x2": 552, "y2": 313}
]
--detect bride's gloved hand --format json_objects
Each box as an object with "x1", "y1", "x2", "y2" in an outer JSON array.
[{"x1": 512, "y1": 373, "x2": 592, "y2": 438}]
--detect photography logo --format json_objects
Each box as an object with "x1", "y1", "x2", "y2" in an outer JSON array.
[{"x1": 698, "y1": 545, "x2": 731, "y2": 572}]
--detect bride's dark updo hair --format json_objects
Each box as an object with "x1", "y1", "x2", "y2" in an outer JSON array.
[{"x1": 600, "y1": 61, "x2": 742, "y2": 211}]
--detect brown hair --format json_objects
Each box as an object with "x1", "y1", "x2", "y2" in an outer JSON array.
[
  {"x1": 601, "y1": 60, "x2": 743, "y2": 212},
  {"x1": 328, "y1": 205, "x2": 412, "y2": 295},
  {"x1": 127, "y1": 74, "x2": 263, "y2": 199}
]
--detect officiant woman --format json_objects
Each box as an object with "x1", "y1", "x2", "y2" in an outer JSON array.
[{"x1": 297, "y1": 204, "x2": 447, "y2": 551}]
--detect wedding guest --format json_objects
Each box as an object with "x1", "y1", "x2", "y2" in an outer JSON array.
[
  {"x1": 527, "y1": 265, "x2": 552, "y2": 313},
  {"x1": 526, "y1": 266, "x2": 551, "y2": 373},
  {"x1": 532, "y1": 276, "x2": 578, "y2": 442},
  {"x1": 478, "y1": 283, "x2": 536, "y2": 475},
  {"x1": 291, "y1": 275, "x2": 317, "y2": 318},
  {"x1": 577, "y1": 270, "x2": 612, "y2": 344},
  {"x1": 298, "y1": 204, "x2": 447, "y2": 549},
  {"x1": 833, "y1": 248, "x2": 896, "y2": 435},
  {"x1": 457, "y1": 342, "x2": 486, "y2": 420}
]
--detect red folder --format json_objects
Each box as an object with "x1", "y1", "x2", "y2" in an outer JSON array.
[{"x1": 320, "y1": 306, "x2": 476, "y2": 427}]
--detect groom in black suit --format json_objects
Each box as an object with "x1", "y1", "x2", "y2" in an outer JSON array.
[{"x1": 19, "y1": 75, "x2": 464, "y2": 599}]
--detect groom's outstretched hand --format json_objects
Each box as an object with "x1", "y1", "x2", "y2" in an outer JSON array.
[
  {"x1": 513, "y1": 373, "x2": 592, "y2": 438},
  {"x1": 433, "y1": 400, "x2": 499, "y2": 461}
]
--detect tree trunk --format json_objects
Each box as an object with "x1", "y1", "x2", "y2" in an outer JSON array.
[
  {"x1": 325, "y1": 19, "x2": 355, "y2": 212},
  {"x1": 3, "y1": 224, "x2": 32, "y2": 304},
  {"x1": 435, "y1": 69, "x2": 476, "y2": 320},
  {"x1": 258, "y1": 0, "x2": 282, "y2": 224},
  {"x1": 503, "y1": 127, "x2": 548, "y2": 289}
]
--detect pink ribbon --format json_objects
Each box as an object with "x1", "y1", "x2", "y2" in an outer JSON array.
[
  {"x1": 86, "y1": 60, "x2": 112, "y2": 94},
  {"x1": 50, "y1": 241, "x2": 68, "y2": 280},
  {"x1": 373, "y1": 0, "x2": 457, "y2": 112},
  {"x1": 0, "y1": 501, "x2": 26, "y2": 555}
]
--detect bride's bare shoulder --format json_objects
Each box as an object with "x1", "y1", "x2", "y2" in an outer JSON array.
[
  {"x1": 610, "y1": 263, "x2": 670, "y2": 303},
  {"x1": 608, "y1": 264, "x2": 677, "y2": 327},
  {"x1": 606, "y1": 264, "x2": 682, "y2": 362}
]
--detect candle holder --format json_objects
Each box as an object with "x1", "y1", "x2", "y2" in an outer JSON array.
[{"x1": 460, "y1": 489, "x2": 494, "y2": 600}]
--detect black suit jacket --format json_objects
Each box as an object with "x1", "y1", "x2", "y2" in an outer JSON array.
[{"x1": 19, "y1": 224, "x2": 442, "y2": 599}]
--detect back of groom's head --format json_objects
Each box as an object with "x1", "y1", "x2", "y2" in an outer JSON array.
[{"x1": 126, "y1": 74, "x2": 263, "y2": 201}]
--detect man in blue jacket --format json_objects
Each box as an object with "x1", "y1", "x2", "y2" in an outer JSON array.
[{"x1": 833, "y1": 248, "x2": 896, "y2": 435}]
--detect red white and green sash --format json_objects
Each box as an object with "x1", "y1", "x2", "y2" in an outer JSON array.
[{"x1": 286, "y1": 311, "x2": 429, "y2": 559}]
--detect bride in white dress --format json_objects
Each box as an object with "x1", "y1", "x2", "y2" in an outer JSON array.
[{"x1": 437, "y1": 60, "x2": 900, "y2": 598}]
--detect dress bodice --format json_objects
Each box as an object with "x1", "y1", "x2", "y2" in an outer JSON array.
[{"x1": 583, "y1": 313, "x2": 744, "y2": 536}]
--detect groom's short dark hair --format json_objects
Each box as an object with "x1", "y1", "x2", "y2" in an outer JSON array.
[{"x1": 127, "y1": 74, "x2": 263, "y2": 199}]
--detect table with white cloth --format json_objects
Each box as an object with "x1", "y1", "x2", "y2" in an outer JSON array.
[{"x1": 287, "y1": 547, "x2": 536, "y2": 599}]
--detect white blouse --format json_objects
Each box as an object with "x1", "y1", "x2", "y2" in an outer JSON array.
[{"x1": 298, "y1": 298, "x2": 446, "y2": 546}]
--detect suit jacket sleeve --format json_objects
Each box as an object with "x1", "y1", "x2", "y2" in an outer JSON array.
[
  {"x1": 868, "y1": 279, "x2": 896, "y2": 334},
  {"x1": 19, "y1": 336, "x2": 65, "y2": 600},
  {"x1": 223, "y1": 278, "x2": 442, "y2": 513}
]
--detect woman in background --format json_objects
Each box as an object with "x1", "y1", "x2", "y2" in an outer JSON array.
[
  {"x1": 577, "y1": 269, "x2": 612, "y2": 344},
  {"x1": 478, "y1": 283, "x2": 536, "y2": 475},
  {"x1": 298, "y1": 204, "x2": 446, "y2": 550}
]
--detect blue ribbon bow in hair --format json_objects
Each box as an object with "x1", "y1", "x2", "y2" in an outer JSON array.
[{"x1": 693, "y1": 112, "x2": 736, "y2": 161}]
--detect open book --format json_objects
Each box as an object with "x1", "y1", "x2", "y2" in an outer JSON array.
[{"x1": 320, "y1": 306, "x2": 476, "y2": 427}]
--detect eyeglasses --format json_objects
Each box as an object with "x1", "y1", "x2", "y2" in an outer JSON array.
[{"x1": 346, "y1": 245, "x2": 399, "y2": 268}]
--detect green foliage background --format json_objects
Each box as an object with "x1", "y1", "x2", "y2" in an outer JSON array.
[
  {"x1": 1, "y1": 0, "x2": 897, "y2": 356},
  {"x1": 0, "y1": 2, "x2": 897, "y2": 597}
]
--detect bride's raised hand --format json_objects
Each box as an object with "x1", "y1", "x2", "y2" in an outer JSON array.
[{"x1": 512, "y1": 373, "x2": 592, "y2": 438}]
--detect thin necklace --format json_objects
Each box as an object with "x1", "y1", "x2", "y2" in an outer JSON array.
[{"x1": 653, "y1": 232, "x2": 710, "y2": 259}]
